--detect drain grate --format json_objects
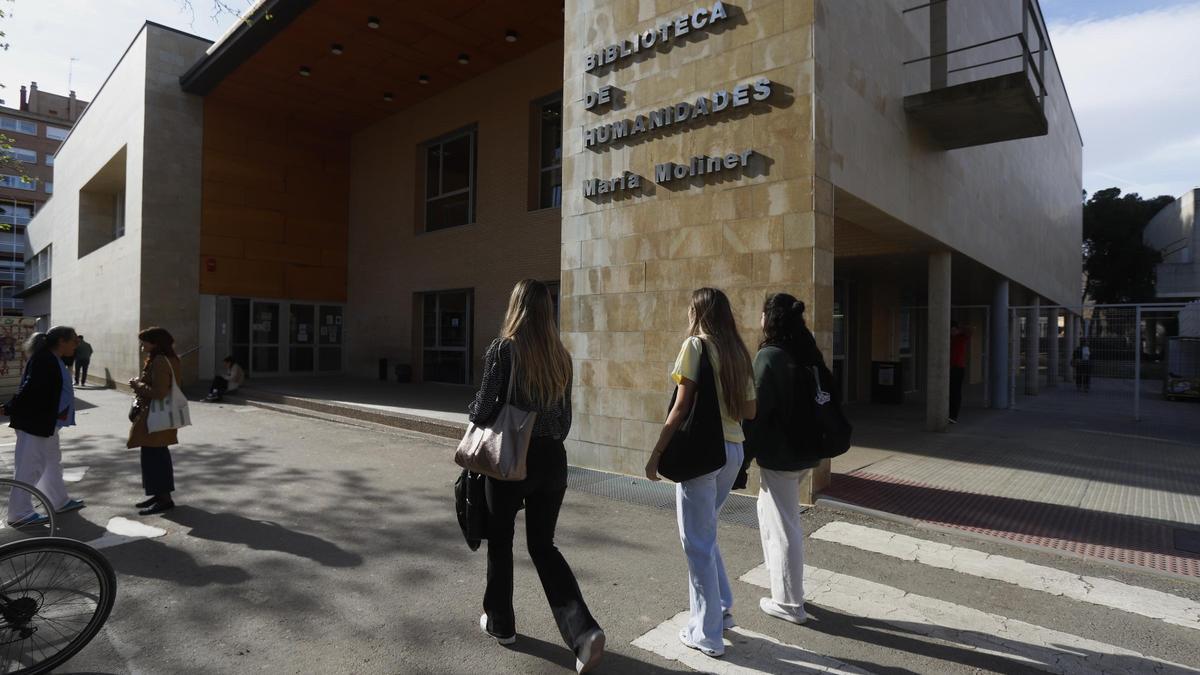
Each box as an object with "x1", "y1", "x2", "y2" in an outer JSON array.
[{"x1": 567, "y1": 466, "x2": 773, "y2": 528}]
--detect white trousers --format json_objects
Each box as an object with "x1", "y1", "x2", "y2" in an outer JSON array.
[
  {"x1": 677, "y1": 441, "x2": 743, "y2": 653},
  {"x1": 9, "y1": 430, "x2": 71, "y2": 520},
  {"x1": 757, "y1": 468, "x2": 808, "y2": 615}
]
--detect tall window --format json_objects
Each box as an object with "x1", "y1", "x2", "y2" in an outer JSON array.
[
  {"x1": 113, "y1": 191, "x2": 125, "y2": 238},
  {"x1": 27, "y1": 245, "x2": 52, "y2": 287},
  {"x1": 0, "y1": 203, "x2": 33, "y2": 227},
  {"x1": 0, "y1": 116, "x2": 37, "y2": 135},
  {"x1": 45, "y1": 126, "x2": 68, "y2": 141},
  {"x1": 422, "y1": 127, "x2": 476, "y2": 231},
  {"x1": 535, "y1": 94, "x2": 563, "y2": 209},
  {"x1": 45, "y1": 153, "x2": 55, "y2": 166}
]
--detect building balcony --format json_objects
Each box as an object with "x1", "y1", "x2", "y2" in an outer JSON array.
[{"x1": 902, "y1": 0, "x2": 1050, "y2": 150}]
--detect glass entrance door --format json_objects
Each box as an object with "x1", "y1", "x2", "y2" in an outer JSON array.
[
  {"x1": 251, "y1": 302, "x2": 281, "y2": 374},
  {"x1": 289, "y1": 304, "x2": 315, "y2": 372},
  {"x1": 318, "y1": 305, "x2": 343, "y2": 371},
  {"x1": 422, "y1": 291, "x2": 472, "y2": 384}
]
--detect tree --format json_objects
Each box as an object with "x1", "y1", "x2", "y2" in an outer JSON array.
[{"x1": 1082, "y1": 188, "x2": 1174, "y2": 304}]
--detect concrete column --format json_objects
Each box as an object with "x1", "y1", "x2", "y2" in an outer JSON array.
[
  {"x1": 1010, "y1": 305, "x2": 1021, "y2": 404},
  {"x1": 1025, "y1": 296, "x2": 1040, "y2": 394},
  {"x1": 1046, "y1": 307, "x2": 1060, "y2": 387},
  {"x1": 1070, "y1": 312, "x2": 1080, "y2": 381},
  {"x1": 989, "y1": 279, "x2": 1010, "y2": 408},
  {"x1": 926, "y1": 251, "x2": 952, "y2": 431}
]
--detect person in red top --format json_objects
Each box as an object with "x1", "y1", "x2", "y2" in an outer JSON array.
[{"x1": 949, "y1": 321, "x2": 970, "y2": 423}]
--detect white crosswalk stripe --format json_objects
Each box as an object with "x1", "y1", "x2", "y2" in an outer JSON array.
[
  {"x1": 741, "y1": 564, "x2": 1197, "y2": 674},
  {"x1": 811, "y1": 520, "x2": 1200, "y2": 632},
  {"x1": 633, "y1": 610, "x2": 872, "y2": 674}
]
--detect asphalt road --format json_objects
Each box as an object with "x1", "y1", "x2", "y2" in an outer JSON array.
[{"x1": 6, "y1": 387, "x2": 1198, "y2": 674}]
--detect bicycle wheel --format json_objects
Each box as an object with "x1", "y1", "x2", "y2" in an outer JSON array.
[
  {"x1": 0, "y1": 480, "x2": 57, "y2": 545},
  {"x1": 0, "y1": 538, "x2": 117, "y2": 675}
]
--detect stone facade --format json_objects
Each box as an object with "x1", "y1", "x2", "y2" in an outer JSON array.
[
  {"x1": 562, "y1": 0, "x2": 825, "y2": 476},
  {"x1": 24, "y1": 24, "x2": 210, "y2": 386}
]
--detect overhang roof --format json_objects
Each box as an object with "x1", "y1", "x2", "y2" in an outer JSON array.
[{"x1": 181, "y1": 0, "x2": 565, "y2": 130}]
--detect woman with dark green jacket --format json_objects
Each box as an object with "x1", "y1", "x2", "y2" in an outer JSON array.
[{"x1": 744, "y1": 293, "x2": 827, "y2": 625}]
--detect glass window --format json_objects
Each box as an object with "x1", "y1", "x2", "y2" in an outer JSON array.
[
  {"x1": 536, "y1": 95, "x2": 563, "y2": 209},
  {"x1": 423, "y1": 127, "x2": 476, "y2": 231},
  {"x1": 0, "y1": 116, "x2": 37, "y2": 135},
  {"x1": 113, "y1": 191, "x2": 125, "y2": 238},
  {"x1": 318, "y1": 305, "x2": 342, "y2": 372},
  {"x1": 0, "y1": 203, "x2": 33, "y2": 226},
  {"x1": 44, "y1": 182, "x2": 52, "y2": 194},
  {"x1": 3, "y1": 148, "x2": 37, "y2": 164},
  {"x1": 45, "y1": 154, "x2": 54, "y2": 166},
  {"x1": 45, "y1": 126, "x2": 68, "y2": 141},
  {"x1": 0, "y1": 175, "x2": 36, "y2": 191},
  {"x1": 422, "y1": 291, "x2": 472, "y2": 384}
]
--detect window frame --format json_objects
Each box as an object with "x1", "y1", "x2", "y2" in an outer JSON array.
[
  {"x1": 531, "y1": 92, "x2": 564, "y2": 211},
  {"x1": 0, "y1": 175, "x2": 36, "y2": 191},
  {"x1": 0, "y1": 116, "x2": 37, "y2": 136},
  {"x1": 420, "y1": 125, "x2": 477, "y2": 232},
  {"x1": 3, "y1": 148, "x2": 37, "y2": 164},
  {"x1": 44, "y1": 126, "x2": 69, "y2": 141}
]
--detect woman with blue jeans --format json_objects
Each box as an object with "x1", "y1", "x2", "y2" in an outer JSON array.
[{"x1": 646, "y1": 288, "x2": 756, "y2": 658}]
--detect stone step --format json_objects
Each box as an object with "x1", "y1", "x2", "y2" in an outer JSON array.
[{"x1": 237, "y1": 388, "x2": 464, "y2": 440}]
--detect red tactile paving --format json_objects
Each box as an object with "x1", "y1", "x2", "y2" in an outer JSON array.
[{"x1": 825, "y1": 471, "x2": 1200, "y2": 578}]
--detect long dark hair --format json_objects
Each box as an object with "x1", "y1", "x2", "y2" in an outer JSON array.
[
  {"x1": 760, "y1": 293, "x2": 824, "y2": 367},
  {"x1": 138, "y1": 327, "x2": 177, "y2": 362},
  {"x1": 500, "y1": 279, "x2": 572, "y2": 407},
  {"x1": 45, "y1": 325, "x2": 77, "y2": 352},
  {"x1": 688, "y1": 287, "x2": 754, "y2": 419}
]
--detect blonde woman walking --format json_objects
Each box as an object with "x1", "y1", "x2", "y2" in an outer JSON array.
[
  {"x1": 646, "y1": 288, "x2": 756, "y2": 658},
  {"x1": 468, "y1": 279, "x2": 605, "y2": 674}
]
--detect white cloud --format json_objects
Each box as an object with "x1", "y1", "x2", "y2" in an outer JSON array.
[{"x1": 1050, "y1": 3, "x2": 1200, "y2": 199}]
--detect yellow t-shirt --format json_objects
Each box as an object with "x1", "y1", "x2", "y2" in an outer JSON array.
[{"x1": 671, "y1": 336, "x2": 755, "y2": 443}]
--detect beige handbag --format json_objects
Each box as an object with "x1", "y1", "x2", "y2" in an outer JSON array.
[{"x1": 455, "y1": 346, "x2": 537, "y2": 481}]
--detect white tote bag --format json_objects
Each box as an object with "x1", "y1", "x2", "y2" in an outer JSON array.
[{"x1": 147, "y1": 359, "x2": 192, "y2": 433}]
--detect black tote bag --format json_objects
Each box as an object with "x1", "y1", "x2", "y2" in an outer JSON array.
[{"x1": 658, "y1": 339, "x2": 728, "y2": 482}]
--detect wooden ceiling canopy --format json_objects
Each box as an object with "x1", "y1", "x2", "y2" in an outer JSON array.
[{"x1": 191, "y1": 0, "x2": 564, "y2": 130}]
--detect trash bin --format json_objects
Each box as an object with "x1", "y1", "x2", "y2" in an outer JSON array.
[{"x1": 871, "y1": 361, "x2": 903, "y2": 404}]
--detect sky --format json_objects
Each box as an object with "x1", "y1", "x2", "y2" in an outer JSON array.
[{"x1": 1, "y1": 0, "x2": 1197, "y2": 201}]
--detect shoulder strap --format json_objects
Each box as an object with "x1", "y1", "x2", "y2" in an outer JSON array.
[{"x1": 504, "y1": 340, "x2": 517, "y2": 402}]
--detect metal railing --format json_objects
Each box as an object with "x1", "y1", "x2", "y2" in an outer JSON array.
[{"x1": 903, "y1": 0, "x2": 1049, "y2": 110}]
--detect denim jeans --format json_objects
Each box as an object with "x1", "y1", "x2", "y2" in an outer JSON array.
[
  {"x1": 483, "y1": 437, "x2": 600, "y2": 650},
  {"x1": 676, "y1": 441, "x2": 744, "y2": 653}
]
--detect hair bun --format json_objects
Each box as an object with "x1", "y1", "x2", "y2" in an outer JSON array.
[{"x1": 791, "y1": 300, "x2": 806, "y2": 316}]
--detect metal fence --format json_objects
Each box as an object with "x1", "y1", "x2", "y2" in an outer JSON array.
[{"x1": 1009, "y1": 303, "x2": 1196, "y2": 421}]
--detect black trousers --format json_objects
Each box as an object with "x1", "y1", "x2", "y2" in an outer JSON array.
[
  {"x1": 949, "y1": 366, "x2": 965, "y2": 420},
  {"x1": 1075, "y1": 363, "x2": 1091, "y2": 390},
  {"x1": 483, "y1": 437, "x2": 599, "y2": 650},
  {"x1": 74, "y1": 360, "x2": 90, "y2": 385},
  {"x1": 141, "y1": 446, "x2": 175, "y2": 496},
  {"x1": 209, "y1": 376, "x2": 229, "y2": 396}
]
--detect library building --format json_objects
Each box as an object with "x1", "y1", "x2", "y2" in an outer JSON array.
[{"x1": 26, "y1": 0, "x2": 1082, "y2": 484}]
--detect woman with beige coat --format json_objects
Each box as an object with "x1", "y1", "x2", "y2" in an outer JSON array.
[{"x1": 127, "y1": 327, "x2": 182, "y2": 516}]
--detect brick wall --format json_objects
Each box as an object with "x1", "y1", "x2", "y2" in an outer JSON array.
[{"x1": 346, "y1": 41, "x2": 565, "y2": 382}]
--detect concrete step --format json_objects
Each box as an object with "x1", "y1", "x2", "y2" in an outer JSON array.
[{"x1": 237, "y1": 388, "x2": 464, "y2": 440}]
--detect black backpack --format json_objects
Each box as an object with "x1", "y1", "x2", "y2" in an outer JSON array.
[{"x1": 794, "y1": 362, "x2": 852, "y2": 460}]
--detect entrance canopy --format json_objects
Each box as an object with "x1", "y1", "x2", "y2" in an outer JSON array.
[{"x1": 181, "y1": 0, "x2": 565, "y2": 129}]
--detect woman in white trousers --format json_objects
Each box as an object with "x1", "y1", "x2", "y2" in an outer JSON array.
[
  {"x1": 3, "y1": 327, "x2": 84, "y2": 524},
  {"x1": 744, "y1": 294, "x2": 830, "y2": 624}
]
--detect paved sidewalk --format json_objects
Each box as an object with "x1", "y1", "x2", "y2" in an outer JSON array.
[{"x1": 829, "y1": 386, "x2": 1200, "y2": 576}]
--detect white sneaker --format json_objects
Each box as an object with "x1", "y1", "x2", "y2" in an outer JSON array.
[
  {"x1": 575, "y1": 628, "x2": 605, "y2": 673},
  {"x1": 760, "y1": 597, "x2": 808, "y2": 625},
  {"x1": 479, "y1": 613, "x2": 516, "y2": 646},
  {"x1": 678, "y1": 628, "x2": 724, "y2": 658}
]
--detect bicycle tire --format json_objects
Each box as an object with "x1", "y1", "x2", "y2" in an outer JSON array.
[
  {"x1": 0, "y1": 537, "x2": 117, "y2": 675},
  {"x1": 0, "y1": 479, "x2": 58, "y2": 542}
]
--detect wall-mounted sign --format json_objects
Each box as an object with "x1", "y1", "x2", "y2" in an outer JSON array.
[
  {"x1": 584, "y1": 172, "x2": 643, "y2": 198},
  {"x1": 656, "y1": 150, "x2": 755, "y2": 184},
  {"x1": 584, "y1": 1, "x2": 729, "y2": 74},
  {"x1": 584, "y1": 79, "x2": 773, "y2": 149}
]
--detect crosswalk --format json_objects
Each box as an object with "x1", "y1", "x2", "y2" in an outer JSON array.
[{"x1": 634, "y1": 521, "x2": 1200, "y2": 674}]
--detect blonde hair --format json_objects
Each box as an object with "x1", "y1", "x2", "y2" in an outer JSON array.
[
  {"x1": 688, "y1": 287, "x2": 754, "y2": 420},
  {"x1": 500, "y1": 279, "x2": 572, "y2": 407}
]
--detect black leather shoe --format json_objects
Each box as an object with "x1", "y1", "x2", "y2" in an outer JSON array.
[
  {"x1": 135, "y1": 497, "x2": 157, "y2": 509},
  {"x1": 139, "y1": 500, "x2": 175, "y2": 516}
]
